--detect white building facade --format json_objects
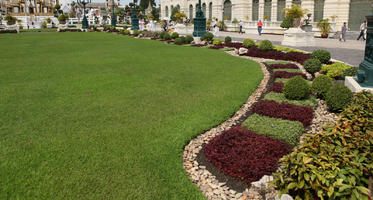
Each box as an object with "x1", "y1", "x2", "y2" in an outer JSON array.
[{"x1": 160, "y1": 0, "x2": 373, "y2": 31}]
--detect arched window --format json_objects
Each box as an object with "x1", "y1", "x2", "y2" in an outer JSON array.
[
  {"x1": 223, "y1": 0, "x2": 232, "y2": 20},
  {"x1": 176, "y1": 4, "x2": 180, "y2": 10},
  {"x1": 171, "y1": 5, "x2": 174, "y2": 10},
  {"x1": 166, "y1": 6, "x2": 169, "y2": 17},
  {"x1": 209, "y1": 2, "x2": 212, "y2": 19},
  {"x1": 189, "y1": 4, "x2": 193, "y2": 19},
  {"x1": 252, "y1": 0, "x2": 259, "y2": 21},
  {"x1": 277, "y1": 0, "x2": 285, "y2": 21},
  {"x1": 202, "y1": 3, "x2": 206, "y2": 17},
  {"x1": 313, "y1": 0, "x2": 324, "y2": 23},
  {"x1": 264, "y1": 0, "x2": 272, "y2": 21}
]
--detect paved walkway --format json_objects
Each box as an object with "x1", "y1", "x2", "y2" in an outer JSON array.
[{"x1": 217, "y1": 31, "x2": 365, "y2": 66}]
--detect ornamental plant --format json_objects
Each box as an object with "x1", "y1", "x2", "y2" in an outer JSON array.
[
  {"x1": 185, "y1": 35, "x2": 194, "y2": 43},
  {"x1": 174, "y1": 37, "x2": 183, "y2": 44},
  {"x1": 171, "y1": 32, "x2": 179, "y2": 39},
  {"x1": 163, "y1": 32, "x2": 171, "y2": 40},
  {"x1": 304, "y1": 58, "x2": 322, "y2": 75},
  {"x1": 272, "y1": 91, "x2": 373, "y2": 200},
  {"x1": 124, "y1": 30, "x2": 130, "y2": 35},
  {"x1": 270, "y1": 82, "x2": 284, "y2": 93},
  {"x1": 205, "y1": 126, "x2": 291, "y2": 185},
  {"x1": 274, "y1": 71, "x2": 307, "y2": 79},
  {"x1": 225, "y1": 36, "x2": 232, "y2": 43},
  {"x1": 311, "y1": 49, "x2": 331, "y2": 64},
  {"x1": 243, "y1": 38, "x2": 256, "y2": 48},
  {"x1": 321, "y1": 62, "x2": 355, "y2": 80},
  {"x1": 212, "y1": 38, "x2": 224, "y2": 45},
  {"x1": 270, "y1": 63, "x2": 299, "y2": 69},
  {"x1": 252, "y1": 100, "x2": 314, "y2": 127},
  {"x1": 283, "y1": 76, "x2": 310, "y2": 100},
  {"x1": 311, "y1": 75, "x2": 333, "y2": 99},
  {"x1": 280, "y1": 16, "x2": 291, "y2": 29},
  {"x1": 259, "y1": 40, "x2": 273, "y2": 51},
  {"x1": 325, "y1": 84, "x2": 353, "y2": 112},
  {"x1": 201, "y1": 32, "x2": 214, "y2": 43}
]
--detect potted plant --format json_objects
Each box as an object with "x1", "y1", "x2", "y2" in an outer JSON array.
[
  {"x1": 58, "y1": 14, "x2": 69, "y2": 24},
  {"x1": 174, "y1": 12, "x2": 186, "y2": 24},
  {"x1": 283, "y1": 4, "x2": 307, "y2": 27},
  {"x1": 263, "y1": 15, "x2": 269, "y2": 21},
  {"x1": 4, "y1": 14, "x2": 17, "y2": 25},
  {"x1": 232, "y1": 18, "x2": 238, "y2": 31},
  {"x1": 317, "y1": 18, "x2": 331, "y2": 38},
  {"x1": 301, "y1": 13, "x2": 312, "y2": 32}
]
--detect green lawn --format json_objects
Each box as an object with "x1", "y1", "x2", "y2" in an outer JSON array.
[{"x1": 0, "y1": 33, "x2": 263, "y2": 199}]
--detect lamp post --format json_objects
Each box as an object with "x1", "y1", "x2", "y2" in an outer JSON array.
[
  {"x1": 77, "y1": 0, "x2": 90, "y2": 29},
  {"x1": 106, "y1": 0, "x2": 117, "y2": 26},
  {"x1": 221, "y1": 9, "x2": 224, "y2": 31},
  {"x1": 130, "y1": 0, "x2": 139, "y2": 30}
]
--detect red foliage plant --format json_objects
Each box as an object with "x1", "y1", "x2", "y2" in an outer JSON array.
[
  {"x1": 245, "y1": 46, "x2": 310, "y2": 64},
  {"x1": 205, "y1": 126, "x2": 291, "y2": 185},
  {"x1": 274, "y1": 71, "x2": 307, "y2": 79},
  {"x1": 210, "y1": 44, "x2": 225, "y2": 49},
  {"x1": 224, "y1": 42, "x2": 243, "y2": 49},
  {"x1": 252, "y1": 100, "x2": 314, "y2": 127},
  {"x1": 269, "y1": 64, "x2": 299, "y2": 69},
  {"x1": 270, "y1": 82, "x2": 284, "y2": 93}
]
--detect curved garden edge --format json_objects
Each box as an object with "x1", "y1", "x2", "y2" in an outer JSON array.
[{"x1": 182, "y1": 51, "x2": 338, "y2": 200}]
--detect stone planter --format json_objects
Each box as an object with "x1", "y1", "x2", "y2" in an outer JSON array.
[
  {"x1": 301, "y1": 25, "x2": 312, "y2": 32},
  {"x1": 320, "y1": 33, "x2": 328, "y2": 38},
  {"x1": 281, "y1": 28, "x2": 315, "y2": 47},
  {"x1": 7, "y1": 21, "x2": 16, "y2": 25},
  {"x1": 291, "y1": 18, "x2": 301, "y2": 28}
]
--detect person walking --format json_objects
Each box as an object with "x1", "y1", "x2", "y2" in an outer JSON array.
[
  {"x1": 339, "y1": 22, "x2": 348, "y2": 42},
  {"x1": 257, "y1": 20, "x2": 263, "y2": 35},
  {"x1": 357, "y1": 21, "x2": 366, "y2": 41},
  {"x1": 239, "y1": 20, "x2": 243, "y2": 34},
  {"x1": 213, "y1": 24, "x2": 219, "y2": 37}
]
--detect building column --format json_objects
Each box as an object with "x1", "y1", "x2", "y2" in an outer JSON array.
[
  {"x1": 271, "y1": 0, "x2": 277, "y2": 21},
  {"x1": 259, "y1": 0, "x2": 264, "y2": 20},
  {"x1": 233, "y1": 1, "x2": 250, "y2": 21},
  {"x1": 247, "y1": 0, "x2": 252, "y2": 21},
  {"x1": 301, "y1": 0, "x2": 314, "y2": 20},
  {"x1": 285, "y1": 0, "x2": 292, "y2": 8}
]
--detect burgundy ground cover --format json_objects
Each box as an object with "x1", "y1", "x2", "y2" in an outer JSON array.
[
  {"x1": 205, "y1": 126, "x2": 291, "y2": 185},
  {"x1": 269, "y1": 63, "x2": 299, "y2": 69},
  {"x1": 252, "y1": 100, "x2": 314, "y2": 127},
  {"x1": 224, "y1": 42, "x2": 243, "y2": 49},
  {"x1": 274, "y1": 71, "x2": 307, "y2": 79},
  {"x1": 245, "y1": 47, "x2": 310, "y2": 64},
  {"x1": 210, "y1": 44, "x2": 225, "y2": 49},
  {"x1": 192, "y1": 44, "x2": 207, "y2": 47},
  {"x1": 270, "y1": 82, "x2": 284, "y2": 93}
]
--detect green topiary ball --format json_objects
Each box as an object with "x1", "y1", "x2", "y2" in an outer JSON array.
[
  {"x1": 311, "y1": 75, "x2": 333, "y2": 99},
  {"x1": 179, "y1": 36, "x2": 186, "y2": 43},
  {"x1": 225, "y1": 36, "x2": 232, "y2": 43},
  {"x1": 185, "y1": 35, "x2": 194, "y2": 43},
  {"x1": 243, "y1": 38, "x2": 256, "y2": 48},
  {"x1": 202, "y1": 32, "x2": 214, "y2": 42},
  {"x1": 174, "y1": 37, "x2": 183, "y2": 44},
  {"x1": 325, "y1": 84, "x2": 353, "y2": 112},
  {"x1": 304, "y1": 58, "x2": 322, "y2": 74},
  {"x1": 311, "y1": 49, "x2": 331, "y2": 64},
  {"x1": 283, "y1": 76, "x2": 310, "y2": 100},
  {"x1": 259, "y1": 40, "x2": 273, "y2": 51},
  {"x1": 171, "y1": 32, "x2": 179, "y2": 39},
  {"x1": 163, "y1": 33, "x2": 171, "y2": 40}
]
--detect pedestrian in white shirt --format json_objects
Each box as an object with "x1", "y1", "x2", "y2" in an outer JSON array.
[{"x1": 357, "y1": 21, "x2": 366, "y2": 41}]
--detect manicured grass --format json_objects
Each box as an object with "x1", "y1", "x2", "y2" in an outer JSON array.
[
  {"x1": 275, "y1": 78, "x2": 290, "y2": 83},
  {"x1": 264, "y1": 61, "x2": 291, "y2": 65},
  {"x1": 272, "y1": 68, "x2": 301, "y2": 73},
  {"x1": 0, "y1": 32, "x2": 263, "y2": 199},
  {"x1": 242, "y1": 114, "x2": 304, "y2": 146},
  {"x1": 263, "y1": 92, "x2": 318, "y2": 109},
  {"x1": 20, "y1": 28, "x2": 57, "y2": 32}
]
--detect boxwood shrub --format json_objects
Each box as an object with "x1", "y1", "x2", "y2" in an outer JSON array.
[
  {"x1": 283, "y1": 76, "x2": 310, "y2": 100},
  {"x1": 311, "y1": 75, "x2": 333, "y2": 99},
  {"x1": 201, "y1": 32, "x2": 214, "y2": 42},
  {"x1": 225, "y1": 36, "x2": 232, "y2": 43},
  {"x1": 174, "y1": 37, "x2": 183, "y2": 44},
  {"x1": 242, "y1": 114, "x2": 304, "y2": 146},
  {"x1": 242, "y1": 38, "x2": 256, "y2": 48},
  {"x1": 171, "y1": 32, "x2": 179, "y2": 39},
  {"x1": 304, "y1": 58, "x2": 322, "y2": 74},
  {"x1": 310, "y1": 49, "x2": 331, "y2": 64},
  {"x1": 185, "y1": 35, "x2": 194, "y2": 43},
  {"x1": 259, "y1": 40, "x2": 273, "y2": 51},
  {"x1": 325, "y1": 84, "x2": 353, "y2": 112}
]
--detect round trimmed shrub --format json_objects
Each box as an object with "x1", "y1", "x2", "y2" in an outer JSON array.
[
  {"x1": 179, "y1": 36, "x2": 186, "y2": 43},
  {"x1": 159, "y1": 31, "x2": 167, "y2": 39},
  {"x1": 185, "y1": 35, "x2": 194, "y2": 43},
  {"x1": 283, "y1": 76, "x2": 310, "y2": 100},
  {"x1": 174, "y1": 37, "x2": 183, "y2": 44},
  {"x1": 325, "y1": 84, "x2": 353, "y2": 112},
  {"x1": 311, "y1": 75, "x2": 333, "y2": 99},
  {"x1": 225, "y1": 36, "x2": 232, "y2": 43},
  {"x1": 304, "y1": 58, "x2": 322, "y2": 74},
  {"x1": 243, "y1": 38, "x2": 255, "y2": 48},
  {"x1": 124, "y1": 30, "x2": 130, "y2": 35},
  {"x1": 259, "y1": 40, "x2": 273, "y2": 51},
  {"x1": 201, "y1": 32, "x2": 214, "y2": 42},
  {"x1": 163, "y1": 33, "x2": 171, "y2": 40},
  {"x1": 133, "y1": 30, "x2": 141, "y2": 36},
  {"x1": 311, "y1": 49, "x2": 331, "y2": 64},
  {"x1": 171, "y1": 32, "x2": 179, "y2": 39}
]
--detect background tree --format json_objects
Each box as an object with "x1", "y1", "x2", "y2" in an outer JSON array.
[
  {"x1": 170, "y1": 7, "x2": 179, "y2": 21},
  {"x1": 139, "y1": 0, "x2": 155, "y2": 12},
  {"x1": 151, "y1": 7, "x2": 160, "y2": 20},
  {"x1": 115, "y1": 8, "x2": 126, "y2": 23}
]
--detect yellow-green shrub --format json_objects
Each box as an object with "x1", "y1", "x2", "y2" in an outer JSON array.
[{"x1": 320, "y1": 62, "x2": 355, "y2": 80}]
